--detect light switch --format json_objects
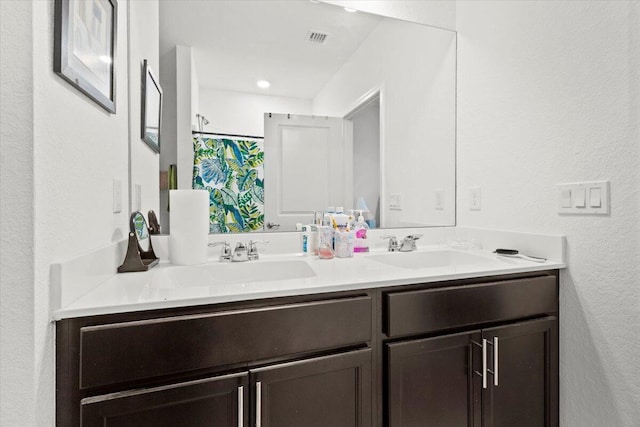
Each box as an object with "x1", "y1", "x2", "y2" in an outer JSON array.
[
  {"x1": 589, "y1": 187, "x2": 601, "y2": 207},
  {"x1": 561, "y1": 189, "x2": 572, "y2": 208},
  {"x1": 112, "y1": 179, "x2": 122, "y2": 213},
  {"x1": 573, "y1": 188, "x2": 586, "y2": 208},
  {"x1": 435, "y1": 190, "x2": 444, "y2": 210},
  {"x1": 557, "y1": 181, "x2": 609, "y2": 214}
]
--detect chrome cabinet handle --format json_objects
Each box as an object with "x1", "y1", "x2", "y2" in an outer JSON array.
[
  {"x1": 493, "y1": 337, "x2": 499, "y2": 386},
  {"x1": 255, "y1": 381, "x2": 262, "y2": 427},
  {"x1": 266, "y1": 222, "x2": 280, "y2": 229},
  {"x1": 473, "y1": 338, "x2": 488, "y2": 389},
  {"x1": 486, "y1": 336, "x2": 499, "y2": 387},
  {"x1": 237, "y1": 386, "x2": 243, "y2": 427}
]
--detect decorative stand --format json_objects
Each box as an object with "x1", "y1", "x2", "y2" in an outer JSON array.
[
  {"x1": 148, "y1": 210, "x2": 161, "y2": 235},
  {"x1": 118, "y1": 232, "x2": 159, "y2": 273}
]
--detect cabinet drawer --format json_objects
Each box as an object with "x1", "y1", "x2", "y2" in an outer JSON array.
[
  {"x1": 79, "y1": 296, "x2": 371, "y2": 389},
  {"x1": 386, "y1": 276, "x2": 556, "y2": 337}
]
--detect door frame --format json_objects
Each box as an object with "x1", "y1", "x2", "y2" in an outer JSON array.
[{"x1": 343, "y1": 83, "x2": 386, "y2": 228}]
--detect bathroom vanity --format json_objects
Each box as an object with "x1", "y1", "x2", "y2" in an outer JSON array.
[{"x1": 55, "y1": 251, "x2": 559, "y2": 427}]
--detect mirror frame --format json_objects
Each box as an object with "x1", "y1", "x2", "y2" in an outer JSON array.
[{"x1": 141, "y1": 59, "x2": 162, "y2": 153}]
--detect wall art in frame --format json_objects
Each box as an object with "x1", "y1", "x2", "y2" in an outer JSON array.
[
  {"x1": 54, "y1": 0, "x2": 117, "y2": 113},
  {"x1": 141, "y1": 60, "x2": 162, "y2": 153}
]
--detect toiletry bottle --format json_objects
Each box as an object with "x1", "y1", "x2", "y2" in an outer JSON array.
[
  {"x1": 347, "y1": 209, "x2": 356, "y2": 230},
  {"x1": 335, "y1": 229, "x2": 355, "y2": 258},
  {"x1": 354, "y1": 210, "x2": 370, "y2": 253},
  {"x1": 333, "y1": 207, "x2": 349, "y2": 231},
  {"x1": 300, "y1": 225, "x2": 310, "y2": 256},
  {"x1": 308, "y1": 224, "x2": 319, "y2": 255},
  {"x1": 318, "y1": 225, "x2": 334, "y2": 259}
]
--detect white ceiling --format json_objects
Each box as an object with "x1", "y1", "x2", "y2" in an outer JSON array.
[{"x1": 159, "y1": 0, "x2": 383, "y2": 99}]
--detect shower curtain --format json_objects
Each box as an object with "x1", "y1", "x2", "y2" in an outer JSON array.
[{"x1": 192, "y1": 135, "x2": 265, "y2": 233}]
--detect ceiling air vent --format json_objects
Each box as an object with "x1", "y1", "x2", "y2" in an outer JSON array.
[{"x1": 306, "y1": 31, "x2": 328, "y2": 45}]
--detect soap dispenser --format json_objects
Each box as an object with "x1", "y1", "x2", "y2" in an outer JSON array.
[{"x1": 353, "y1": 210, "x2": 370, "y2": 253}]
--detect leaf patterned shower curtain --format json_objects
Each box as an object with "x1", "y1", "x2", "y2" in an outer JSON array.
[{"x1": 192, "y1": 136, "x2": 265, "y2": 233}]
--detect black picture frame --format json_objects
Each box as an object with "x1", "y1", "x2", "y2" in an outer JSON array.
[
  {"x1": 54, "y1": 0, "x2": 117, "y2": 113},
  {"x1": 141, "y1": 60, "x2": 163, "y2": 153}
]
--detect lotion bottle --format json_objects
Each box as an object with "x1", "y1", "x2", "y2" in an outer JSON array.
[{"x1": 353, "y1": 210, "x2": 370, "y2": 253}]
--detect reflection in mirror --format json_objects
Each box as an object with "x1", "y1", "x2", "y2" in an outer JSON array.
[
  {"x1": 131, "y1": 211, "x2": 150, "y2": 252},
  {"x1": 158, "y1": 1, "x2": 456, "y2": 233}
]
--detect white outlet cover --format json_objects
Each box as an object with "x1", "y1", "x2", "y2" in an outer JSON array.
[
  {"x1": 390, "y1": 193, "x2": 402, "y2": 210},
  {"x1": 469, "y1": 187, "x2": 481, "y2": 211}
]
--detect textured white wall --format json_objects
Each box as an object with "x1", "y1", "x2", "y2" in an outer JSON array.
[
  {"x1": 0, "y1": 2, "x2": 35, "y2": 426},
  {"x1": 198, "y1": 88, "x2": 313, "y2": 137},
  {"x1": 1, "y1": 0, "x2": 159, "y2": 425},
  {"x1": 129, "y1": 0, "x2": 160, "y2": 216},
  {"x1": 30, "y1": 1, "x2": 131, "y2": 425},
  {"x1": 456, "y1": 1, "x2": 640, "y2": 425}
]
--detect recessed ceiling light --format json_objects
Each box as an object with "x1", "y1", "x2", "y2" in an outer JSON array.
[
  {"x1": 256, "y1": 80, "x2": 271, "y2": 89},
  {"x1": 344, "y1": 7, "x2": 357, "y2": 13}
]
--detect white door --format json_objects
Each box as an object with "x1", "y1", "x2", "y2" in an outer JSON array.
[{"x1": 264, "y1": 113, "x2": 352, "y2": 231}]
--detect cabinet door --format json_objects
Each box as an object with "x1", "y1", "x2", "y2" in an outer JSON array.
[
  {"x1": 482, "y1": 317, "x2": 558, "y2": 427},
  {"x1": 251, "y1": 348, "x2": 372, "y2": 427},
  {"x1": 387, "y1": 331, "x2": 482, "y2": 427},
  {"x1": 81, "y1": 373, "x2": 248, "y2": 427}
]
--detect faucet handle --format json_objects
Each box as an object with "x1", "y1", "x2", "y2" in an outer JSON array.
[
  {"x1": 209, "y1": 241, "x2": 232, "y2": 261},
  {"x1": 248, "y1": 240, "x2": 269, "y2": 260},
  {"x1": 381, "y1": 235, "x2": 399, "y2": 252},
  {"x1": 400, "y1": 234, "x2": 423, "y2": 252}
]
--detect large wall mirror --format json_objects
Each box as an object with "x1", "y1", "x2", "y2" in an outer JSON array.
[{"x1": 158, "y1": 0, "x2": 456, "y2": 233}]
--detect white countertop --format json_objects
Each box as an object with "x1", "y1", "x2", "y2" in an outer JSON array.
[{"x1": 53, "y1": 247, "x2": 565, "y2": 320}]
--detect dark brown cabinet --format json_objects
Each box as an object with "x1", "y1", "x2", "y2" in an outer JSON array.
[
  {"x1": 387, "y1": 317, "x2": 558, "y2": 427},
  {"x1": 482, "y1": 317, "x2": 558, "y2": 427},
  {"x1": 57, "y1": 294, "x2": 373, "y2": 427},
  {"x1": 384, "y1": 274, "x2": 558, "y2": 427},
  {"x1": 57, "y1": 271, "x2": 558, "y2": 427}
]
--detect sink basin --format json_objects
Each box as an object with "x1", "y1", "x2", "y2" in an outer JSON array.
[
  {"x1": 367, "y1": 250, "x2": 496, "y2": 269},
  {"x1": 161, "y1": 260, "x2": 316, "y2": 287}
]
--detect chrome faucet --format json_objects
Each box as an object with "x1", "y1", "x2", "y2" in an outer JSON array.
[
  {"x1": 209, "y1": 241, "x2": 232, "y2": 261},
  {"x1": 232, "y1": 242, "x2": 249, "y2": 262},
  {"x1": 381, "y1": 235, "x2": 400, "y2": 252},
  {"x1": 399, "y1": 234, "x2": 423, "y2": 252},
  {"x1": 248, "y1": 240, "x2": 269, "y2": 261}
]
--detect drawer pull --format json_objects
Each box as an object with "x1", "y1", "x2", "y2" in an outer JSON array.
[
  {"x1": 472, "y1": 339, "x2": 488, "y2": 389},
  {"x1": 238, "y1": 386, "x2": 243, "y2": 427},
  {"x1": 256, "y1": 381, "x2": 262, "y2": 427},
  {"x1": 489, "y1": 336, "x2": 499, "y2": 386}
]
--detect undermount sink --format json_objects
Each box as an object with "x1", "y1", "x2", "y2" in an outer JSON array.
[
  {"x1": 367, "y1": 250, "x2": 496, "y2": 270},
  {"x1": 161, "y1": 260, "x2": 316, "y2": 287}
]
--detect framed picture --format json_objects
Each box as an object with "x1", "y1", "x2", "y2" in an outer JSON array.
[
  {"x1": 141, "y1": 60, "x2": 163, "y2": 153},
  {"x1": 54, "y1": 0, "x2": 117, "y2": 113}
]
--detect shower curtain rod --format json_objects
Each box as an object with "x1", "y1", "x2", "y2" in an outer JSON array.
[{"x1": 192, "y1": 130, "x2": 263, "y2": 139}]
